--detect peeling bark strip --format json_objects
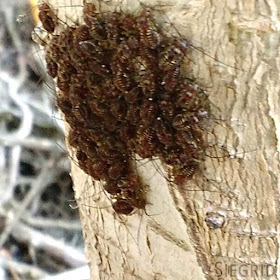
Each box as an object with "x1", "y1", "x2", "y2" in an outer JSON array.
[{"x1": 37, "y1": 0, "x2": 280, "y2": 279}]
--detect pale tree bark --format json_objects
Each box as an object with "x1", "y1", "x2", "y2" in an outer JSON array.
[{"x1": 42, "y1": 0, "x2": 280, "y2": 279}]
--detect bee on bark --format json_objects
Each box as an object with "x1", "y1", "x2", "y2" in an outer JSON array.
[
  {"x1": 104, "y1": 112, "x2": 119, "y2": 132},
  {"x1": 96, "y1": 145, "x2": 115, "y2": 164},
  {"x1": 126, "y1": 36, "x2": 139, "y2": 51},
  {"x1": 68, "y1": 129, "x2": 82, "y2": 148},
  {"x1": 90, "y1": 62, "x2": 111, "y2": 77},
  {"x1": 71, "y1": 72, "x2": 87, "y2": 86},
  {"x1": 58, "y1": 27, "x2": 76, "y2": 53},
  {"x1": 73, "y1": 103, "x2": 92, "y2": 122},
  {"x1": 138, "y1": 71, "x2": 157, "y2": 95},
  {"x1": 38, "y1": 3, "x2": 57, "y2": 33},
  {"x1": 172, "y1": 113, "x2": 190, "y2": 130},
  {"x1": 119, "y1": 123, "x2": 136, "y2": 142},
  {"x1": 57, "y1": 77, "x2": 70, "y2": 92},
  {"x1": 110, "y1": 99, "x2": 127, "y2": 120},
  {"x1": 83, "y1": 2, "x2": 106, "y2": 39},
  {"x1": 59, "y1": 57, "x2": 76, "y2": 75},
  {"x1": 120, "y1": 14, "x2": 138, "y2": 36},
  {"x1": 89, "y1": 160, "x2": 109, "y2": 181},
  {"x1": 159, "y1": 41, "x2": 187, "y2": 71},
  {"x1": 56, "y1": 96, "x2": 72, "y2": 115},
  {"x1": 46, "y1": 58, "x2": 58, "y2": 78},
  {"x1": 100, "y1": 135, "x2": 124, "y2": 153},
  {"x1": 173, "y1": 161, "x2": 199, "y2": 184},
  {"x1": 69, "y1": 85, "x2": 87, "y2": 104},
  {"x1": 155, "y1": 118, "x2": 174, "y2": 147},
  {"x1": 83, "y1": 143, "x2": 99, "y2": 160},
  {"x1": 112, "y1": 66, "x2": 132, "y2": 92},
  {"x1": 76, "y1": 149, "x2": 88, "y2": 162},
  {"x1": 87, "y1": 82, "x2": 103, "y2": 98},
  {"x1": 120, "y1": 185, "x2": 147, "y2": 209},
  {"x1": 136, "y1": 127, "x2": 158, "y2": 158},
  {"x1": 112, "y1": 198, "x2": 134, "y2": 215},
  {"x1": 137, "y1": 8, "x2": 161, "y2": 49},
  {"x1": 126, "y1": 107, "x2": 140, "y2": 126},
  {"x1": 58, "y1": 69, "x2": 72, "y2": 82},
  {"x1": 123, "y1": 87, "x2": 141, "y2": 104},
  {"x1": 108, "y1": 161, "x2": 127, "y2": 180},
  {"x1": 173, "y1": 109, "x2": 208, "y2": 130},
  {"x1": 74, "y1": 24, "x2": 91, "y2": 43},
  {"x1": 101, "y1": 81, "x2": 121, "y2": 98},
  {"x1": 78, "y1": 40, "x2": 103, "y2": 59},
  {"x1": 117, "y1": 41, "x2": 132, "y2": 63},
  {"x1": 70, "y1": 52, "x2": 89, "y2": 70},
  {"x1": 176, "y1": 130, "x2": 195, "y2": 148},
  {"x1": 113, "y1": 73, "x2": 132, "y2": 92},
  {"x1": 143, "y1": 26, "x2": 161, "y2": 49},
  {"x1": 47, "y1": 35, "x2": 62, "y2": 61},
  {"x1": 162, "y1": 64, "x2": 180, "y2": 92},
  {"x1": 105, "y1": 12, "x2": 123, "y2": 47},
  {"x1": 104, "y1": 150, "x2": 127, "y2": 165},
  {"x1": 139, "y1": 99, "x2": 158, "y2": 125},
  {"x1": 176, "y1": 82, "x2": 200, "y2": 110},
  {"x1": 88, "y1": 98, "x2": 107, "y2": 117},
  {"x1": 138, "y1": 44, "x2": 157, "y2": 64},
  {"x1": 158, "y1": 100, "x2": 175, "y2": 119},
  {"x1": 116, "y1": 173, "x2": 141, "y2": 190},
  {"x1": 75, "y1": 149, "x2": 91, "y2": 174},
  {"x1": 83, "y1": 2, "x2": 100, "y2": 24},
  {"x1": 163, "y1": 147, "x2": 183, "y2": 166},
  {"x1": 131, "y1": 190, "x2": 147, "y2": 209},
  {"x1": 62, "y1": 113, "x2": 79, "y2": 128},
  {"x1": 133, "y1": 56, "x2": 157, "y2": 94},
  {"x1": 187, "y1": 109, "x2": 209, "y2": 125},
  {"x1": 103, "y1": 180, "x2": 121, "y2": 195},
  {"x1": 82, "y1": 128, "x2": 103, "y2": 144}
]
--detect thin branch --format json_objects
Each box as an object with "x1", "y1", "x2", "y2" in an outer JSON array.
[
  {"x1": 0, "y1": 159, "x2": 56, "y2": 246},
  {"x1": 42, "y1": 266, "x2": 90, "y2": 280},
  {"x1": 0, "y1": 254, "x2": 48, "y2": 279},
  {"x1": 0, "y1": 137, "x2": 65, "y2": 152},
  {"x1": 2, "y1": 145, "x2": 22, "y2": 206},
  {"x1": 11, "y1": 222, "x2": 87, "y2": 267},
  {"x1": 22, "y1": 216, "x2": 82, "y2": 231}
]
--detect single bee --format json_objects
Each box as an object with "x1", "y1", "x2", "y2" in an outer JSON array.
[
  {"x1": 38, "y1": 3, "x2": 57, "y2": 33},
  {"x1": 46, "y1": 58, "x2": 58, "y2": 78},
  {"x1": 112, "y1": 198, "x2": 134, "y2": 215}
]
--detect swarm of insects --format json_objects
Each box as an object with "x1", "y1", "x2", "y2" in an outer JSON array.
[{"x1": 39, "y1": 2, "x2": 210, "y2": 215}]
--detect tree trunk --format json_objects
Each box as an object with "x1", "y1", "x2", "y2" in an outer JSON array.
[{"x1": 44, "y1": 0, "x2": 280, "y2": 279}]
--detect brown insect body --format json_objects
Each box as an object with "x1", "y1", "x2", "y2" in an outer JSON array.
[
  {"x1": 140, "y1": 99, "x2": 158, "y2": 124},
  {"x1": 113, "y1": 199, "x2": 134, "y2": 215},
  {"x1": 104, "y1": 180, "x2": 121, "y2": 195},
  {"x1": 162, "y1": 64, "x2": 180, "y2": 92},
  {"x1": 38, "y1": 3, "x2": 57, "y2": 33},
  {"x1": 46, "y1": 58, "x2": 58, "y2": 78}
]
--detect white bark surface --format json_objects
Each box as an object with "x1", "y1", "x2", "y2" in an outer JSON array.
[{"x1": 45, "y1": 0, "x2": 280, "y2": 279}]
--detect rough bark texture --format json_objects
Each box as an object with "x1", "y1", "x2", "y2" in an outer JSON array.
[{"x1": 46, "y1": 0, "x2": 280, "y2": 279}]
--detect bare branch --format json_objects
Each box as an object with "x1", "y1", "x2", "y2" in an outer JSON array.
[{"x1": 11, "y1": 222, "x2": 86, "y2": 267}]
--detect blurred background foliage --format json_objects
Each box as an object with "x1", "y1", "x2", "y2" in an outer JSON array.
[{"x1": 0, "y1": 0, "x2": 88, "y2": 279}]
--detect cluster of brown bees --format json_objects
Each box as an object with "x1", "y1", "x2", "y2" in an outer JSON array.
[{"x1": 38, "y1": 2, "x2": 210, "y2": 215}]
